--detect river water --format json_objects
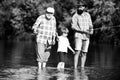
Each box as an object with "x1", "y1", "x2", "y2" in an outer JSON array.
[{"x1": 0, "y1": 40, "x2": 120, "y2": 80}]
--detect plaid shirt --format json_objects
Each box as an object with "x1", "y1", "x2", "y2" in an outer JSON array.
[
  {"x1": 32, "y1": 14, "x2": 56, "y2": 44},
  {"x1": 72, "y1": 12, "x2": 93, "y2": 40}
]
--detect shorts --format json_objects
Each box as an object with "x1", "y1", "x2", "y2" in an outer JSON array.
[
  {"x1": 75, "y1": 37, "x2": 90, "y2": 52},
  {"x1": 58, "y1": 52, "x2": 67, "y2": 62},
  {"x1": 36, "y1": 42, "x2": 51, "y2": 62}
]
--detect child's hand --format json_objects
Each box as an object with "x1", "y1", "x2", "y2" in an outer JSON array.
[
  {"x1": 56, "y1": 37, "x2": 59, "y2": 41},
  {"x1": 72, "y1": 51, "x2": 76, "y2": 54}
]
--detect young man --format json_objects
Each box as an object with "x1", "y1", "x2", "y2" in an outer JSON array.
[
  {"x1": 72, "y1": 2, "x2": 93, "y2": 69},
  {"x1": 32, "y1": 7, "x2": 56, "y2": 69}
]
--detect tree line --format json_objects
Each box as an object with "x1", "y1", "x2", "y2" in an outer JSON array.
[{"x1": 0, "y1": 0, "x2": 120, "y2": 45}]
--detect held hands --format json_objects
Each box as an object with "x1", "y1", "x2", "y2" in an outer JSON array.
[
  {"x1": 52, "y1": 39, "x2": 56, "y2": 45},
  {"x1": 72, "y1": 50, "x2": 76, "y2": 54},
  {"x1": 52, "y1": 33, "x2": 57, "y2": 45},
  {"x1": 33, "y1": 29, "x2": 39, "y2": 35},
  {"x1": 70, "y1": 48, "x2": 76, "y2": 54}
]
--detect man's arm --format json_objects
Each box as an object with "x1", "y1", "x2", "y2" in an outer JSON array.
[
  {"x1": 88, "y1": 13, "x2": 94, "y2": 35},
  {"x1": 71, "y1": 14, "x2": 79, "y2": 31},
  {"x1": 52, "y1": 18, "x2": 57, "y2": 45},
  {"x1": 32, "y1": 16, "x2": 41, "y2": 34}
]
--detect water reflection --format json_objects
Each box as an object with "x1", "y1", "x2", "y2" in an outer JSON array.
[
  {"x1": 0, "y1": 66, "x2": 120, "y2": 80},
  {"x1": 2, "y1": 66, "x2": 36, "y2": 80},
  {"x1": 37, "y1": 68, "x2": 70, "y2": 80},
  {"x1": 0, "y1": 40, "x2": 4, "y2": 65},
  {"x1": 56, "y1": 70, "x2": 70, "y2": 80},
  {"x1": 10, "y1": 42, "x2": 25, "y2": 65},
  {"x1": 74, "y1": 68, "x2": 88, "y2": 80},
  {"x1": 0, "y1": 41, "x2": 120, "y2": 80},
  {"x1": 37, "y1": 68, "x2": 52, "y2": 80},
  {"x1": 0, "y1": 41, "x2": 120, "y2": 68},
  {"x1": 89, "y1": 44, "x2": 115, "y2": 68}
]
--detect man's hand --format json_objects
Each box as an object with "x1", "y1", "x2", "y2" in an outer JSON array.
[
  {"x1": 33, "y1": 29, "x2": 39, "y2": 35},
  {"x1": 52, "y1": 40, "x2": 56, "y2": 45},
  {"x1": 75, "y1": 30, "x2": 89, "y2": 34},
  {"x1": 75, "y1": 29, "x2": 93, "y2": 35},
  {"x1": 52, "y1": 35, "x2": 56, "y2": 45},
  {"x1": 89, "y1": 29, "x2": 94, "y2": 35}
]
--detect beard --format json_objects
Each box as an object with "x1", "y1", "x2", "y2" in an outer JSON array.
[{"x1": 77, "y1": 9, "x2": 83, "y2": 15}]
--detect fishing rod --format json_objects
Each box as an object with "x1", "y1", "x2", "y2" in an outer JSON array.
[
  {"x1": 72, "y1": 25, "x2": 120, "y2": 35},
  {"x1": 93, "y1": 25, "x2": 120, "y2": 31}
]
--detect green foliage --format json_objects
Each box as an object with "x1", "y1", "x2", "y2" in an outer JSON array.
[
  {"x1": 0, "y1": 0, "x2": 120, "y2": 44},
  {"x1": 0, "y1": 0, "x2": 56, "y2": 40},
  {"x1": 0, "y1": 1, "x2": 12, "y2": 39},
  {"x1": 88, "y1": 0, "x2": 120, "y2": 43}
]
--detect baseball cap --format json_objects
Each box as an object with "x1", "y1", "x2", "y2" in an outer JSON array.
[
  {"x1": 46, "y1": 7, "x2": 55, "y2": 14},
  {"x1": 76, "y1": 1, "x2": 87, "y2": 7}
]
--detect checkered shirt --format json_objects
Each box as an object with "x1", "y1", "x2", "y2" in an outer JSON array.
[
  {"x1": 72, "y1": 12, "x2": 93, "y2": 40},
  {"x1": 32, "y1": 15, "x2": 56, "y2": 44}
]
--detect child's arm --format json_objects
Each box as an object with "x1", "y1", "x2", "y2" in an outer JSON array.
[
  {"x1": 56, "y1": 33, "x2": 59, "y2": 41},
  {"x1": 68, "y1": 45, "x2": 75, "y2": 54}
]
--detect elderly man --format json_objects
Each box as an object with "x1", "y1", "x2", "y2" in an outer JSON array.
[
  {"x1": 72, "y1": 2, "x2": 93, "y2": 69},
  {"x1": 32, "y1": 7, "x2": 56, "y2": 69}
]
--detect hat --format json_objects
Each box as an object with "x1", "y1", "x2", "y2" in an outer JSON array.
[
  {"x1": 46, "y1": 7, "x2": 55, "y2": 14},
  {"x1": 76, "y1": 1, "x2": 87, "y2": 7}
]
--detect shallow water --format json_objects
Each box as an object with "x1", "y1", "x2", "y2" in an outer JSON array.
[{"x1": 0, "y1": 40, "x2": 120, "y2": 80}]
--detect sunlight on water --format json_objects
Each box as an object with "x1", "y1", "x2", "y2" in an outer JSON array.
[
  {"x1": 1, "y1": 66, "x2": 37, "y2": 80},
  {"x1": 0, "y1": 66, "x2": 119, "y2": 80},
  {"x1": 0, "y1": 41, "x2": 120, "y2": 80},
  {"x1": 0, "y1": 66, "x2": 91, "y2": 80}
]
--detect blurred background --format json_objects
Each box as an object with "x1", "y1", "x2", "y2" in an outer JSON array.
[{"x1": 0, "y1": 0, "x2": 120, "y2": 44}]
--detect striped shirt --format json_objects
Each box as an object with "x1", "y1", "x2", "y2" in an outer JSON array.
[
  {"x1": 72, "y1": 12, "x2": 93, "y2": 40},
  {"x1": 32, "y1": 14, "x2": 56, "y2": 44}
]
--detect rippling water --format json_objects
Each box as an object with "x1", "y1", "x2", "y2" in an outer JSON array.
[
  {"x1": 0, "y1": 40, "x2": 120, "y2": 80},
  {"x1": 0, "y1": 66, "x2": 120, "y2": 80}
]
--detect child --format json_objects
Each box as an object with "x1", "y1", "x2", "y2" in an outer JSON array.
[{"x1": 57, "y1": 26, "x2": 75, "y2": 69}]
